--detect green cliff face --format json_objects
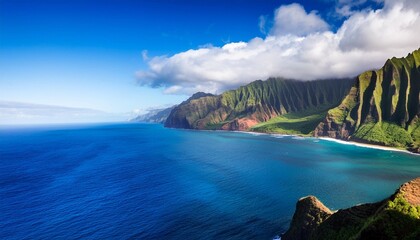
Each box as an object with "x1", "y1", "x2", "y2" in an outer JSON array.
[
  {"x1": 314, "y1": 48, "x2": 420, "y2": 151},
  {"x1": 165, "y1": 78, "x2": 353, "y2": 131},
  {"x1": 283, "y1": 178, "x2": 420, "y2": 240}
]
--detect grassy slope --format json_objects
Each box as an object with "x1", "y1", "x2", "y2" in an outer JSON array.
[
  {"x1": 250, "y1": 106, "x2": 332, "y2": 135},
  {"x1": 352, "y1": 122, "x2": 413, "y2": 148}
]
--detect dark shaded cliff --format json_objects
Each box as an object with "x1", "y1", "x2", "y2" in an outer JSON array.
[
  {"x1": 164, "y1": 92, "x2": 215, "y2": 128},
  {"x1": 165, "y1": 78, "x2": 353, "y2": 131},
  {"x1": 314, "y1": 48, "x2": 420, "y2": 151},
  {"x1": 283, "y1": 178, "x2": 420, "y2": 240}
]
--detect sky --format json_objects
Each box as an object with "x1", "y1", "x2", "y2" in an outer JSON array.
[{"x1": 1, "y1": 0, "x2": 419, "y2": 124}]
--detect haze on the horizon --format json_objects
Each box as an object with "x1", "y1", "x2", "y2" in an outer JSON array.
[{"x1": 1, "y1": 0, "x2": 419, "y2": 124}]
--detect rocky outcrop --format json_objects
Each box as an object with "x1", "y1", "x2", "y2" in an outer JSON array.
[
  {"x1": 283, "y1": 177, "x2": 420, "y2": 240},
  {"x1": 282, "y1": 196, "x2": 333, "y2": 240},
  {"x1": 165, "y1": 78, "x2": 353, "y2": 130},
  {"x1": 314, "y1": 48, "x2": 420, "y2": 151}
]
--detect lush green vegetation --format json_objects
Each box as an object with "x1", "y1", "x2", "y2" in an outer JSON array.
[
  {"x1": 387, "y1": 195, "x2": 420, "y2": 219},
  {"x1": 316, "y1": 48, "x2": 420, "y2": 152},
  {"x1": 250, "y1": 107, "x2": 331, "y2": 135},
  {"x1": 326, "y1": 86, "x2": 358, "y2": 125},
  {"x1": 408, "y1": 120, "x2": 420, "y2": 149},
  {"x1": 220, "y1": 78, "x2": 353, "y2": 117},
  {"x1": 352, "y1": 122, "x2": 413, "y2": 147},
  {"x1": 354, "y1": 194, "x2": 420, "y2": 240}
]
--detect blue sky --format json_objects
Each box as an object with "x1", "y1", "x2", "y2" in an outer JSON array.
[{"x1": 1, "y1": 0, "x2": 419, "y2": 123}]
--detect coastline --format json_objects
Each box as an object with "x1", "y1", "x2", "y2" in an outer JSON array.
[
  {"x1": 235, "y1": 129, "x2": 418, "y2": 155},
  {"x1": 164, "y1": 124, "x2": 418, "y2": 155},
  {"x1": 316, "y1": 137, "x2": 416, "y2": 155}
]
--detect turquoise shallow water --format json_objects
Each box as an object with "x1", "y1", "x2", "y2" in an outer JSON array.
[{"x1": 0, "y1": 123, "x2": 419, "y2": 239}]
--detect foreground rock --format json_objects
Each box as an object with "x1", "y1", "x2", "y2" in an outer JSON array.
[
  {"x1": 283, "y1": 178, "x2": 420, "y2": 240},
  {"x1": 282, "y1": 196, "x2": 332, "y2": 240}
]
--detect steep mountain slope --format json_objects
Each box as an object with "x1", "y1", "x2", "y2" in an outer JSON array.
[
  {"x1": 164, "y1": 92, "x2": 215, "y2": 128},
  {"x1": 282, "y1": 178, "x2": 420, "y2": 240},
  {"x1": 314, "y1": 48, "x2": 420, "y2": 151},
  {"x1": 165, "y1": 78, "x2": 353, "y2": 131},
  {"x1": 130, "y1": 106, "x2": 176, "y2": 123}
]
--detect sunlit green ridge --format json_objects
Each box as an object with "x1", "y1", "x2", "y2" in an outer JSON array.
[{"x1": 315, "y1": 48, "x2": 420, "y2": 152}]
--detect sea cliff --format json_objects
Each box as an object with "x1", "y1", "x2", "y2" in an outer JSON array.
[{"x1": 314, "y1": 48, "x2": 420, "y2": 153}]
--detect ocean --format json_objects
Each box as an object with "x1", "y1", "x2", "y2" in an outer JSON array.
[{"x1": 1, "y1": 123, "x2": 419, "y2": 239}]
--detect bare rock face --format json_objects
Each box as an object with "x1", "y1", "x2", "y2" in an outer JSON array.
[
  {"x1": 221, "y1": 118, "x2": 260, "y2": 131},
  {"x1": 313, "y1": 112, "x2": 354, "y2": 140},
  {"x1": 282, "y1": 196, "x2": 333, "y2": 240},
  {"x1": 396, "y1": 177, "x2": 420, "y2": 206}
]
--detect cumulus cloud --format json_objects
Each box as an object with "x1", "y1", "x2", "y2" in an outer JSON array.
[
  {"x1": 271, "y1": 3, "x2": 329, "y2": 36},
  {"x1": 338, "y1": 2, "x2": 420, "y2": 51},
  {"x1": 136, "y1": 0, "x2": 420, "y2": 95}
]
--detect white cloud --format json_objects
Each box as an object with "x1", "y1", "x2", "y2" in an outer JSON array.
[
  {"x1": 270, "y1": 3, "x2": 329, "y2": 36},
  {"x1": 137, "y1": 1, "x2": 420, "y2": 95},
  {"x1": 338, "y1": 2, "x2": 420, "y2": 51}
]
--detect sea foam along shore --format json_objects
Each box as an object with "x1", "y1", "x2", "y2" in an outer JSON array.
[
  {"x1": 316, "y1": 137, "x2": 415, "y2": 155},
  {"x1": 235, "y1": 130, "x2": 416, "y2": 155},
  {"x1": 176, "y1": 127, "x2": 416, "y2": 155}
]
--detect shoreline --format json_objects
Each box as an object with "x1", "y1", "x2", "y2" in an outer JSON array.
[
  {"x1": 234, "y1": 130, "x2": 418, "y2": 155},
  {"x1": 316, "y1": 137, "x2": 416, "y2": 155}
]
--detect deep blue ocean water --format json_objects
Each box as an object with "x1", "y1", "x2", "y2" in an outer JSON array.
[{"x1": 1, "y1": 123, "x2": 419, "y2": 239}]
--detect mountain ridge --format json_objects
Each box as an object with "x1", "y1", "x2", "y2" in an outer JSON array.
[{"x1": 165, "y1": 78, "x2": 354, "y2": 131}]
